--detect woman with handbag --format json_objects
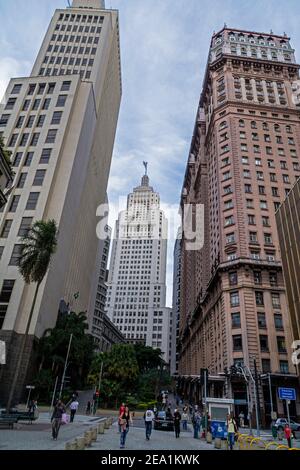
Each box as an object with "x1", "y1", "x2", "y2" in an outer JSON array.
[
  {"x1": 51, "y1": 400, "x2": 66, "y2": 440},
  {"x1": 119, "y1": 406, "x2": 133, "y2": 449},
  {"x1": 226, "y1": 413, "x2": 238, "y2": 450}
]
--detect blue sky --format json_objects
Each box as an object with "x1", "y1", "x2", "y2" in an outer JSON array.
[{"x1": 1, "y1": 0, "x2": 300, "y2": 305}]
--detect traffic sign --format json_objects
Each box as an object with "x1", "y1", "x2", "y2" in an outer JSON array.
[
  {"x1": 26, "y1": 385, "x2": 35, "y2": 390},
  {"x1": 278, "y1": 387, "x2": 296, "y2": 401}
]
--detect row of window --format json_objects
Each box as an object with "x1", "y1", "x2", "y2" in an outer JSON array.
[
  {"x1": 4, "y1": 94, "x2": 67, "y2": 115},
  {"x1": 51, "y1": 33, "x2": 100, "y2": 45},
  {"x1": 232, "y1": 334, "x2": 287, "y2": 354},
  {"x1": 231, "y1": 311, "x2": 283, "y2": 330},
  {"x1": 8, "y1": 128, "x2": 58, "y2": 149},
  {"x1": 233, "y1": 357, "x2": 289, "y2": 374},
  {"x1": 57, "y1": 13, "x2": 104, "y2": 23},
  {"x1": 230, "y1": 290, "x2": 281, "y2": 308},
  {"x1": 229, "y1": 270, "x2": 277, "y2": 286}
]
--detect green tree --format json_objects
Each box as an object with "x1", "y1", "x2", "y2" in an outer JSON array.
[
  {"x1": 134, "y1": 343, "x2": 164, "y2": 373},
  {"x1": 37, "y1": 311, "x2": 95, "y2": 393},
  {"x1": 7, "y1": 219, "x2": 58, "y2": 410}
]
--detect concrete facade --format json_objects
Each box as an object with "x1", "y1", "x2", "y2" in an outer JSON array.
[
  {"x1": 171, "y1": 231, "x2": 182, "y2": 376},
  {"x1": 178, "y1": 28, "x2": 300, "y2": 423},
  {"x1": 106, "y1": 171, "x2": 171, "y2": 363},
  {"x1": 276, "y1": 178, "x2": 300, "y2": 345},
  {"x1": 0, "y1": 0, "x2": 121, "y2": 404}
]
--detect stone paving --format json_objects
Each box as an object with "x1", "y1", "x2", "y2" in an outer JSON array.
[
  {"x1": 0, "y1": 413, "x2": 106, "y2": 450},
  {"x1": 88, "y1": 421, "x2": 215, "y2": 451}
]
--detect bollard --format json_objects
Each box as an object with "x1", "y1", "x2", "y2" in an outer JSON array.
[
  {"x1": 104, "y1": 419, "x2": 110, "y2": 429},
  {"x1": 206, "y1": 431, "x2": 213, "y2": 444},
  {"x1": 214, "y1": 438, "x2": 222, "y2": 449},
  {"x1": 84, "y1": 430, "x2": 93, "y2": 447},
  {"x1": 98, "y1": 422, "x2": 105, "y2": 434},
  {"x1": 222, "y1": 439, "x2": 228, "y2": 450},
  {"x1": 91, "y1": 427, "x2": 97, "y2": 442},
  {"x1": 75, "y1": 437, "x2": 86, "y2": 450},
  {"x1": 65, "y1": 441, "x2": 76, "y2": 450},
  {"x1": 108, "y1": 417, "x2": 113, "y2": 427}
]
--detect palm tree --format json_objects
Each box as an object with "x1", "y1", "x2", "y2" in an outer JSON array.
[{"x1": 6, "y1": 219, "x2": 58, "y2": 411}]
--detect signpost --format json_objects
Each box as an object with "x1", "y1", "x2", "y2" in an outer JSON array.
[{"x1": 278, "y1": 388, "x2": 296, "y2": 426}]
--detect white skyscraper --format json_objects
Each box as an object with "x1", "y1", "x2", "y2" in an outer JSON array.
[
  {"x1": 0, "y1": 0, "x2": 121, "y2": 402},
  {"x1": 106, "y1": 167, "x2": 171, "y2": 362}
]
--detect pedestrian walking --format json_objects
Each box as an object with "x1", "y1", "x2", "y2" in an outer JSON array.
[
  {"x1": 239, "y1": 411, "x2": 245, "y2": 428},
  {"x1": 70, "y1": 398, "x2": 79, "y2": 423},
  {"x1": 144, "y1": 407, "x2": 155, "y2": 440},
  {"x1": 86, "y1": 401, "x2": 91, "y2": 415},
  {"x1": 192, "y1": 409, "x2": 201, "y2": 438},
  {"x1": 119, "y1": 406, "x2": 133, "y2": 449},
  {"x1": 182, "y1": 409, "x2": 189, "y2": 431},
  {"x1": 284, "y1": 423, "x2": 292, "y2": 448},
  {"x1": 174, "y1": 409, "x2": 181, "y2": 438},
  {"x1": 226, "y1": 413, "x2": 238, "y2": 450},
  {"x1": 118, "y1": 402, "x2": 126, "y2": 433},
  {"x1": 51, "y1": 400, "x2": 66, "y2": 440}
]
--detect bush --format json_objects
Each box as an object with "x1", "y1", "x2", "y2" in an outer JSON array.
[
  {"x1": 137, "y1": 403, "x2": 148, "y2": 410},
  {"x1": 125, "y1": 396, "x2": 139, "y2": 409}
]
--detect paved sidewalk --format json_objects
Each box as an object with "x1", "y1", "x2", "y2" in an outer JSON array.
[
  {"x1": 0, "y1": 414, "x2": 106, "y2": 450},
  {"x1": 88, "y1": 422, "x2": 215, "y2": 451}
]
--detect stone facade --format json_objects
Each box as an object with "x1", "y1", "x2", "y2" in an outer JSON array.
[{"x1": 178, "y1": 28, "x2": 300, "y2": 423}]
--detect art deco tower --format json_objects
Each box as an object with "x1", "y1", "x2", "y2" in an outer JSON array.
[
  {"x1": 106, "y1": 167, "x2": 172, "y2": 362},
  {"x1": 0, "y1": 0, "x2": 121, "y2": 402},
  {"x1": 179, "y1": 28, "x2": 300, "y2": 423}
]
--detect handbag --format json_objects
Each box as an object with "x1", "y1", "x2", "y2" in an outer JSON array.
[{"x1": 61, "y1": 413, "x2": 68, "y2": 425}]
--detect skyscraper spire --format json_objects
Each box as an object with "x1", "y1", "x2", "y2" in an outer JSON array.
[{"x1": 141, "y1": 161, "x2": 149, "y2": 187}]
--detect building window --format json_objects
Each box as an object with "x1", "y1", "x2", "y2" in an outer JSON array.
[
  {"x1": 274, "y1": 313, "x2": 283, "y2": 330},
  {"x1": 32, "y1": 99, "x2": 41, "y2": 110},
  {"x1": 272, "y1": 292, "x2": 280, "y2": 308},
  {"x1": 11, "y1": 84, "x2": 22, "y2": 94},
  {"x1": 18, "y1": 217, "x2": 33, "y2": 237},
  {"x1": 0, "y1": 114, "x2": 10, "y2": 127},
  {"x1": 5, "y1": 98, "x2": 17, "y2": 110},
  {"x1": 258, "y1": 312, "x2": 267, "y2": 328},
  {"x1": 25, "y1": 192, "x2": 39, "y2": 210},
  {"x1": 277, "y1": 336, "x2": 286, "y2": 353},
  {"x1": 51, "y1": 111, "x2": 63, "y2": 125},
  {"x1": 40, "y1": 148, "x2": 52, "y2": 164},
  {"x1": 22, "y1": 100, "x2": 30, "y2": 111},
  {"x1": 262, "y1": 359, "x2": 271, "y2": 373},
  {"x1": 260, "y1": 335, "x2": 269, "y2": 352},
  {"x1": 245, "y1": 184, "x2": 252, "y2": 193},
  {"x1": 225, "y1": 215, "x2": 235, "y2": 226},
  {"x1": 45, "y1": 129, "x2": 57, "y2": 144},
  {"x1": 56, "y1": 95, "x2": 67, "y2": 107},
  {"x1": 8, "y1": 134, "x2": 18, "y2": 147},
  {"x1": 1, "y1": 220, "x2": 13, "y2": 238},
  {"x1": 33, "y1": 170, "x2": 46, "y2": 186},
  {"x1": 249, "y1": 231, "x2": 257, "y2": 243},
  {"x1": 9, "y1": 244, "x2": 22, "y2": 266},
  {"x1": 37, "y1": 115, "x2": 46, "y2": 127},
  {"x1": 255, "y1": 291, "x2": 264, "y2": 306},
  {"x1": 253, "y1": 271, "x2": 262, "y2": 285},
  {"x1": 30, "y1": 133, "x2": 40, "y2": 146},
  {"x1": 47, "y1": 83, "x2": 56, "y2": 94},
  {"x1": 230, "y1": 291, "x2": 239, "y2": 307},
  {"x1": 24, "y1": 152, "x2": 34, "y2": 166},
  {"x1": 17, "y1": 173, "x2": 27, "y2": 188},
  {"x1": 279, "y1": 361, "x2": 289, "y2": 374},
  {"x1": 226, "y1": 232, "x2": 235, "y2": 244},
  {"x1": 232, "y1": 312, "x2": 241, "y2": 328},
  {"x1": 233, "y1": 335, "x2": 243, "y2": 351},
  {"x1": 248, "y1": 215, "x2": 255, "y2": 225},
  {"x1": 9, "y1": 195, "x2": 20, "y2": 212},
  {"x1": 12, "y1": 152, "x2": 23, "y2": 167},
  {"x1": 229, "y1": 272, "x2": 238, "y2": 285}
]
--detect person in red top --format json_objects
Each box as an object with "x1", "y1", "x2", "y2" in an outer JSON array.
[
  {"x1": 118, "y1": 403, "x2": 126, "y2": 433},
  {"x1": 284, "y1": 423, "x2": 292, "y2": 448}
]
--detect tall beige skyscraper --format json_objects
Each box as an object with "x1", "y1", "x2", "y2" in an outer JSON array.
[{"x1": 0, "y1": 0, "x2": 121, "y2": 403}]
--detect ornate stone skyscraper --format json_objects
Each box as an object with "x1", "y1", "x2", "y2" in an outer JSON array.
[
  {"x1": 0, "y1": 0, "x2": 121, "y2": 403},
  {"x1": 106, "y1": 168, "x2": 171, "y2": 362},
  {"x1": 179, "y1": 28, "x2": 300, "y2": 423}
]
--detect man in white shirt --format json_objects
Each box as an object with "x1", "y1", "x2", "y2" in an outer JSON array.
[
  {"x1": 144, "y1": 408, "x2": 155, "y2": 440},
  {"x1": 70, "y1": 399, "x2": 79, "y2": 423}
]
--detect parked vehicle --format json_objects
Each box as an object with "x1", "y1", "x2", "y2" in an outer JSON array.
[
  {"x1": 154, "y1": 410, "x2": 174, "y2": 431},
  {"x1": 275, "y1": 418, "x2": 300, "y2": 438}
]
